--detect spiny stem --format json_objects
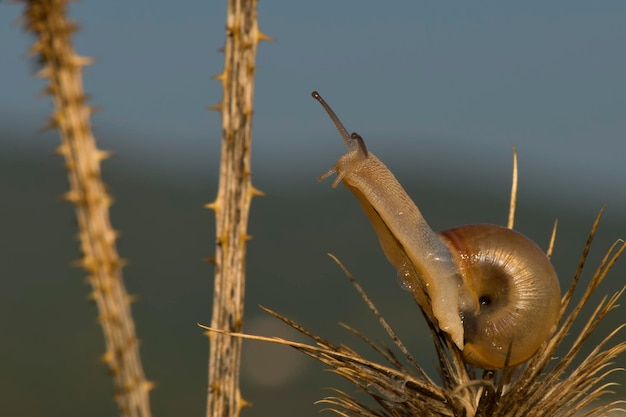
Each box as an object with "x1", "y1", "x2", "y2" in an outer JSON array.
[
  {"x1": 205, "y1": 0, "x2": 269, "y2": 416},
  {"x1": 20, "y1": 1, "x2": 152, "y2": 416}
]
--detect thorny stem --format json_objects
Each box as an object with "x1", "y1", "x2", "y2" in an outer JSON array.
[
  {"x1": 205, "y1": 0, "x2": 269, "y2": 416},
  {"x1": 20, "y1": 1, "x2": 152, "y2": 416}
]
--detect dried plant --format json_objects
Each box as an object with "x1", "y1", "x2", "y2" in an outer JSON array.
[
  {"x1": 204, "y1": 0, "x2": 269, "y2": 416},
  {"x1": 20, "y1": 1, "x2": 153, "y2": 416}
]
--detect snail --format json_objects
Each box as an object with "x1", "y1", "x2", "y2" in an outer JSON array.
[{"x1": 312, "y1": 91, "x2": 561, "y2": 369}]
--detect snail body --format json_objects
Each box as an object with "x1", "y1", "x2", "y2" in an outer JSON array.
[{"x1": 312, "y1": 91, "x2": 561, "y2": 369}]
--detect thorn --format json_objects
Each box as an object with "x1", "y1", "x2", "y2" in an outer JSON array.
[
  {"x1": 100, "y1": 194, "x2": 114, "y2": 207},
  {"x1": 143, "y1": 381, "x2": 156, "y2": 393},
  {"x1": 242, "y1": 234, "x2": 253, "y2": 242},
  {"x1": 61, "y1": 21, "x2": 81, "y2": 36},
  {"x1": 207, "y1": 102, "x2": 223, "y2": 112},
  {"x1": 212, "y1": 71, "x2": 227, "y2": 82},
  {"x1": 202, "y1": 256, "x2": 216, "y2": 266},
  {"x1": 28, "y1": 42, "x2": 43, "y2": 57},
  {"x1": 61, "y1": 190, "x2": 82, "y2": 204},
  {"x1": 250, "y1": 186, "x2": 265, "y2": 198},
  {"x1": 95, "y1": 149, "x2": 113, "y2": 162},
  {"x1": 100, "y1": 350, "x2": 115, "y2": 364},
  {"x1": 73, "y1": 256, "x2": 95, "y2": 270},
  {"x1": 238, "y1": 392, "x2": 253, "y2": 410},
  {"x1": 45, "y1": 112, "x2": 62, "y2": 130},
  {"x1": 107, "y1": 366, "x2": 120, "y2": 376},
  {"x1": 39, "y1": 84, "x2": 57, "y2": 97},
  {"x1": 69, "y1": 55, "x2": 94, "y2": 68},
  {"x1": 36, "y1": 66, "x2": 52, "y2": 79},
  {"x1": 112, "y1": 258, "x2": 129, "y2": 269},
  {"x1": 55, "y1": 144, "x2": 70, "y2": 156},
  {"x1": 205, "y1": 200, "x2": 219, "y2": 211},
  {"x1": 127, "y1": 336, "x2": 139, "y2": 348},
  {"x1": 126, "y1": 294, "x2": 139, "y2": 304},
  {"x1": 103, "y1": 230, "x2": 120, "y2": 245},
  {"x1": 256, "y1": 29, "x2": 274, "y2": 43},
  {"x1": 75, "y1": 93, "x2": 90, "y2": 106}
]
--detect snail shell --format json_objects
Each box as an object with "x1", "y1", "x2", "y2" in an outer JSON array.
[
  {"x1": 439, "y1": 224, "x2": 560, "y2": 368},
  {"x1": 312, "y1": 91, "x2": 561, "y2": 369}
]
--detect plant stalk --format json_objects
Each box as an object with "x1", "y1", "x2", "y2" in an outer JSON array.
[
  {"x1": 206, "y1": 0, "x2": 268, "y2": 416},
  {"x1": 21, "y1": 1, "x2": 153, "y2": 416}
]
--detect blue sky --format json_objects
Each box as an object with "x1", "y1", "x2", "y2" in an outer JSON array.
[{"x1": 2, "y1": 1, "x2": 626, "y2": 212}]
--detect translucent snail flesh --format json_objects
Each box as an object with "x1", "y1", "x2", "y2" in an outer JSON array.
[{"x1": 312, "y1": 91, "x2": 561, "y2": 369}]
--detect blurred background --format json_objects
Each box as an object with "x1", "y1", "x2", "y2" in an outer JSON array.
[{"x1": 1, "y1": 1, "x2": 625, "y2": 416}]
